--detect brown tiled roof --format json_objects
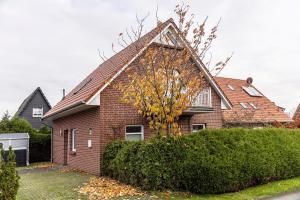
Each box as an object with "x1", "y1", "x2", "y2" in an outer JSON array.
[
  {"x1": 293, "y1": 104, "x2": 300, "y2": 120},
  {"x1": 214, "y1": 76, "x2": 292, "y2": 124},
  {"x1": 44, "y1": 18, "x2": 174, "y2": 118}
]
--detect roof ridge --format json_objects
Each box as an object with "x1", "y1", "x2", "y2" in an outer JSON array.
[
  {"x1": 15, "y1": 87, "x2": 51, "y2": 116},
  {"x1": 214, "y1": 76, "x2": 247, "y2": 81}
]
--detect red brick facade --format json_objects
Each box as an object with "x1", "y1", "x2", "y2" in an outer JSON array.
[
  {"x1": 51, "y1": 20, "x2": 224, "y2": 175},
  {"x1": 52, "y1": 62, "x2": 223, "y2": 175}
]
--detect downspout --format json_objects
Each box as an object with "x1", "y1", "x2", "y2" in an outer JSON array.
[{"x1": 50, "y1": 127, "x2": 53, "y2": 163}]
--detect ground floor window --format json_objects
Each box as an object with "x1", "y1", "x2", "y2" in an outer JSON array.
[
  {"x1": 192, "y1": 124, "x2": 206, "y2": 132},
  {"x1": 71, "y1": 129, "x2": 77, "y2": 152},
  {"x1": 125, "y1": 125, "x2": 144, "y2": 141}
]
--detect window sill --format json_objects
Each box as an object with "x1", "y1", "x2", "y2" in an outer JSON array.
[{"x1": 69, "y1": 151, "x2": 76, "y2": 155}]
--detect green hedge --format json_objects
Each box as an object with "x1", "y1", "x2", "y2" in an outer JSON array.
[
  {"x1": 29, "y1": 133, "x2": 51, "y2": 163},
  {"x1": 102, "y1": 128, "x2": 300, "y2": 194}
]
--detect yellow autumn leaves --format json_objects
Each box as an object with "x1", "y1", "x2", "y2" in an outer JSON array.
[{"x1": 117, "y1": 45, "x2": 203, "y2": 136}]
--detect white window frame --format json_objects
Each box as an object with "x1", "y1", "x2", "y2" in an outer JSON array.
[
  {"x1": 240, "y1": 102, "x2": 248, "y2": 109},
  {"x1": 125, "y1": 125, "x2": 144, "y2": 141},
  {"x1": 249, "y1": 102, "x2": 257, "y2": 109},
  {"x1": 192, "y1": 124, "x2": 206, "y2": 132},
  {"x1": 71, "y1": 129, "x2": 77, "y2": 152},
  {"x1": 193, "y1": 87, "x2": 212, "y2": 107},
  {"x1": 227, "y1": 84, "x2": 235, "y2": 91},
  {"x1": 32, "y1": 107, "x2": 43, "y2": 118},
  {"x1": 242, "y1": 86, "x2": 262, "y2": 97}
]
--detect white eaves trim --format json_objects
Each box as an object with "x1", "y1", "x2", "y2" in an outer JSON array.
[
  {"x1": 86, "y1": 22, "x2": 232, "y2": 109},
  {"x1": 169, "y1": 23, "x2": 232, "y2": 109},
  {"x1": 86, "y1": 23, "x2": 172, "y2": 105}
]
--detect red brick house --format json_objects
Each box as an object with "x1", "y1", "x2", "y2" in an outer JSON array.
[
  {"x1": 293, "y1": 103, "x2": 300, "y2": 121},
  {"x1": 214, "y1": 76, "x2": 292, "y2": 127},
  {"x1": 43, "y1": 19, "x2": 232, "y2": 175}
]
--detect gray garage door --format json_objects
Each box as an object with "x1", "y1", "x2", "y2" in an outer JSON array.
[{"x1": 4, "y1": 149, "x2": 27, "y2": 167}]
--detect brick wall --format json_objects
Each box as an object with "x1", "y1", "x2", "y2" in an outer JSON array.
[
  {"x1": 52, "y1": 47, "x2": 223, "y2": 175},
  {"x1": 52, "y1": 107, "x2": 101, "y2": 175}
]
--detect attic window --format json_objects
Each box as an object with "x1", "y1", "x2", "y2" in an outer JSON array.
[
  {"x1": 32, "y1": 108, "x2": 43, "y2": 118},
  {"x1": 227, "y1": 85, "x2": 235, "y2": 91},
  {"x1": 242, "y1": 86, "x2": 262, "y2": 97},
  {"x1": 166, "y1": 31, "x2": 177, "y2": 45},
  {"x1": 73, "y1": 78, "x2": 92, "y2": 95},
  {"x1": 240, "y1": 102, "x2": 248, "y2": 109},
  {"x1": 249, "y1": 102, "x2": 257, "y2": 109}
]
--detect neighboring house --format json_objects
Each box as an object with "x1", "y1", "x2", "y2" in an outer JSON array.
[
  {"x1": 293, "y1": 103, "x2": 300, "y2": 121},
  {"x1": 0, "y1": 133, "x2": 30, "y2": 166},
  {"x1": 43, "y1": 18, "x2": 232, "y2": 175},
  {"x1": 16, "y1": 87, "x2": 52, "y2": 129},
  {"x1": 214, "y1": 76, "x2": 292, "y2": 127}
]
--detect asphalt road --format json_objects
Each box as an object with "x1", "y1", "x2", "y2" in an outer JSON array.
[{"x1": 268, "y1": 191, "x2": 300, "y2": 200}]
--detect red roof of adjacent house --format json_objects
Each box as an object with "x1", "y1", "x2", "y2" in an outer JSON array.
[
  {"x1": 214, "y1": 76, "x2": 292, "y2": 124},
  {"x1": 44, "y1": 19, "x2": 174, "y2": 118},
  {"x1": 293, "y1": 104, "x2": 300, "y2": 121}
]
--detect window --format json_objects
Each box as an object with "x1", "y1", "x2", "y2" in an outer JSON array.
[
  {"x1": 32, "y1": 107, "x2": 43, "y2": 118},
  {"x1": 193, "y1": 88, "x2": 212, "y2": 107},
  {"x1": 227, "y1": 85, "x2": 235, "y2": 91},
  {"x1": 125, "y1": 125, "x2": 144, "y2": 141},
  {"x1": 73, "y1": 78, "x2": 92, "y2": 95},
  {"x1": 192, "y1": 124, "x2": 206, "y2": 132},
  {"x1": 240, "y1": 102, "x2": 248, "y2": 109},
  {"x1": 166, "y1": 31, "x2": 178, "y2": 45},
  {"x1": 249, "y1": 102, "x2": 257, "y2": 109},
  {"x1": 221, "y1": 100, "x2": 227, "y2": 110},
  {"x1": 242, "y1": 86, "x2": 262, "y2": 97},
  {"x1": 71, "y1": 129, "x2": 77, "y2": 152}
]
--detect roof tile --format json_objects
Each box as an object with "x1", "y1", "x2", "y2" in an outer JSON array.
[
  {"x1": 214, "y1": 76, "x2": 292, "y2": 123},
  {"x1": 45, "y1": 19, "x2": 174, "y2": 118}
]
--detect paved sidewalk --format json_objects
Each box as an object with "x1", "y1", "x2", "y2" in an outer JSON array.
[
  {"x1": 18, "y1": 165, "x2": 63, "y2": 174},
  {"x1": 267, "y1": 190, "x2": 300, "y2": 200}
]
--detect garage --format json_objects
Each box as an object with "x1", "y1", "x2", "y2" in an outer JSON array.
[{"x1": 0, "y1": 133, "x2": 30, "y2": 166}]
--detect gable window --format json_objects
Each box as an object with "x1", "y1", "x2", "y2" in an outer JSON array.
[
  {"x1": 242, "y1": 86, "x2": 262, "y2": 97},
  {"x1": 193, "y1": 88, "x2": 212, "y2": 107},
  {"x1": 240, "y1": 102, "x2": 248, "y2": 109},
  {"x1": 227, "y1": 85, "x2": 235, "y2": 91},
  {"x1": 249, "y1": 102, "x2": 257, "y2": 109},
  {"x1": 32, "y1": 108, "x2": 43, "y2": 118},
  {"x1": 125, "y1": 125, "x2": 144, "y2": 141},
  {"x1": 71, "y1": 129, "x2": 77, "y2": 152},
  {"x1": 192, "y1": 124, "x2": 206, "y2": 132}
]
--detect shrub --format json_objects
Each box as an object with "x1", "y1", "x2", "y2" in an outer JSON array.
[
  {"x1": 29, "y1": 133, "x2": 51, "y2": 163},
  {"x1": 102, "y1": 128, "x2": 300, "y2": 194},
  {"x1": 0, "y1": 146, "x2": 20, "y2": 200}
]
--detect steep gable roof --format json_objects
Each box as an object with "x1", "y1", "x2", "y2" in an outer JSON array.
[
  {"x1": 293, "y1": 103, "x2": 300, "y2": 121},
  {"x1": 44, "y1": 18, "x2": 231, "y2": 119},
  {"x1": 214, "y1": 77, "x2": 292, "y2": 124},
  {"x1": 16, "y1": 87, "x2": 51, "y2": 116}
]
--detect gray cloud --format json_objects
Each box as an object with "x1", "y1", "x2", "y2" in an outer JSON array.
[{"x1": 0, "y1": 0, "x2": 299, "y2": 116}]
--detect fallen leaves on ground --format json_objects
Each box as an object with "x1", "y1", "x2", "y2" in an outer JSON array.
[{"x1": 77, "y1": 177, "x2": 145, "y2": 200}]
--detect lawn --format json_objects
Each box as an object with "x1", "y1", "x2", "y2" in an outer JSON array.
[{"x1": 16, "y1": 167, "x2": 300, "y2": 200}]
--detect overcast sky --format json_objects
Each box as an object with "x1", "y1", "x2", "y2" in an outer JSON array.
[{"x1": 0, "y1": 0, "x2": 299, "y2": 117}]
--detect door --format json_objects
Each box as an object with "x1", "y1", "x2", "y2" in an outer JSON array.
[{"x1": 63, "y1": 130, "x2": 68, "y2": 166}]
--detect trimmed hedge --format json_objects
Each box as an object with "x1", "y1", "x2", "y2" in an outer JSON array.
[
  {"x1": 102, "y1": 128, "x2": 300, "y2": 194},
  {"x1": 29, "y1": 133, "x2": 51, "y2": 163}
]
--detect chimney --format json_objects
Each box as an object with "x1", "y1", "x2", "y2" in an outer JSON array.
[{"x1": 62, "y1": 89, "x2": 65, "y2": 100}]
